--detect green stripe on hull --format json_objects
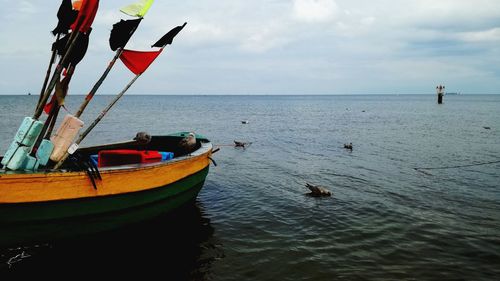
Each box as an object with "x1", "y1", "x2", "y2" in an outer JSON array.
[{"x1": 0, "y1": 167, "x2": 209, "y2": 247}]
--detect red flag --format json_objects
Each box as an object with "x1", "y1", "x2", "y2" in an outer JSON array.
[
  {"x1": 44, "y1": 94, "x2": 57, "y2": 115},
  {"x1": 70, "y1": 0, "x2": 99, "y2": 34},
  {"x1": 119, "y1": 49, "x2": 163, "y2": 75},
  {"x1": 44, "y1": 71, "x2": 73, "y2": 114}
]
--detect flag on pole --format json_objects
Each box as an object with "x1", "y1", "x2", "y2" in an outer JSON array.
[
  {"x1": 120, "y1": 0, "x2": 154, "y2": 18},
  {"x1": 44, "y1": 73, "x2": 72, "y2": 114},
  {"x1": 44, "y1": 80, "x2": 63, "y2": 114},
  {"x1": 119, "y1": 23, "x2": 187, "y2": 74},
  {"x1": 70, "y1": 0, "x2": 99, "y2": 34},
  {"x1": 53, "y1": 30, "x2": 91, "y2": 68},
  {"x1": 119, "y1": 49, "x2": 162, "y2": 75},
  {"x1": 151, "y1": 22, "x2": 187, "y2": 48},
  {"x1": 52, "y1": 22, "x2": 188, "y2": 170},
  {"x1": 52, "y1": 0, "x2": 78, "y2": 35},
  {"x1": 72, "y1": 0, "x2": 83, "y2": 10},
  {"x1": 109, "y1": 18, "x2": 143, "y2": 51}
]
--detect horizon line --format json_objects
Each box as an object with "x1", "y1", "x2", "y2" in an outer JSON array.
[{"x1": 1, "y1": 93, "x2": 499, "y2": 96}]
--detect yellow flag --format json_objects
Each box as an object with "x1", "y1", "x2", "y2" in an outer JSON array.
[{"x1": 120, "y1": 0, "x2": 154, "y2": 18}]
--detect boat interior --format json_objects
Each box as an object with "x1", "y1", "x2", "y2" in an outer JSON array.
[{"x1": 0, "y1": 133, "x2": 209, "y2": 173}]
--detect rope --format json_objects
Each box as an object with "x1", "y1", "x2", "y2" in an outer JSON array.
[
  {"x1": 214, "y1": 141, "x2": 253, "y2": 148},
  {"x1": 214, "y1": 144, "x2": 237, "y2": 147},
  {"x1": 414, "y1": 160, "x2": 500, "y2": 171},
  {"x1": 6, "y1": 251, "x2": 31, "y2": 268}
]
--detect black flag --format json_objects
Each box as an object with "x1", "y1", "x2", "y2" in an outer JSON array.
[
  {"x1": 151, "y1": 22, "x2": 187, "y2": 48},
  {"x1": 69, "y1": 29, "x2": 91, "y2": 67},
  {"x1": 53, "y1": 29, "x2": 92, "y2": 68},
  {"x1": 109, "y1": 18, "x2": 143, "y2": 51},
  {"x1": 52, "y1": 0, "x2": 78, "y2": 36}
]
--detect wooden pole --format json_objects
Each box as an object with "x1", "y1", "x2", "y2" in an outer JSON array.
[
  {"x1": 36, "y1": 34, "x2": 61, "y2": 111},
  {"x1": 31, "y1": 66, "x2": 75, "y2": 153},
  {"x1": 75, "y1": 48, "x2": 124, "y2": 118},
  {"x1": 34, "y1": 32, "x2": 81, "y2": 120},
  {"x1": 74, "y1": 18, "x2": 143, "y2": 118},
  {"x1": 437, "y1": 85, "x2": 444, "y2": 104},
  {"x1": 2, "y1": 34, "x2": 80, "y2": 169},
  {"x1": 53, "y1": 74, "x2": 141, "y2": 169},
  {"x1": 79, "y1": 74, "x2": 141, "y2": 142}
]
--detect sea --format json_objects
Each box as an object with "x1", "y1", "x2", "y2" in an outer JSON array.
[{"x1": 1, "y1": 94, "x2": 499, "y2": 280}]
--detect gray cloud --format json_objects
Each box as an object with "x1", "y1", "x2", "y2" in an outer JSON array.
[{"x1": 0, "y1": 0, "x2": 499, "y2": 95}]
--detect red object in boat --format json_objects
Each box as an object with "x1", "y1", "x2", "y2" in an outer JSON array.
[{"x1": 98, "y1": 150, "x2": 162, "y2": 167}]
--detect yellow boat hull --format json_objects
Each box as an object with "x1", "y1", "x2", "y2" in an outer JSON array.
[{"x1": 0, "y1": 133, "x2": 213, "y2": 247}]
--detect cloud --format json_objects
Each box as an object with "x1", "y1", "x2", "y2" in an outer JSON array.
[
  {"x1": 1, "y1": 0, "x2": 500, "y2": 95},
  {"x1": 457, "y1": 27, "x2": 500, "y2": 43},
  {"x1": 360, "y1": 16, "x2": 376, "y2": 26},
  {"x1": 238, "y1": 19, "x2": 301, "y2": 53},
  {"x1": 18, "y1": 1, "x2": 37, "y2": 15},
  {"x1": 292, "y1": 0, "x2": 339, "y2": 23},
  {"x1": 181, "y1": 22, "x2": 229, "y2": 45}
]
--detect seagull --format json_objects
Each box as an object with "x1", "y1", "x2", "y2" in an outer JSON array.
[
  {"x1": 134, "y1": 131, "x2": 151, "y2": 144},
  {"x1": 234, "y1": 140, "x2": 246, "y2": 147},
  {"x1": 344, "y1": 143, "x2": 353, "y2": 150},
  {"x1": 305, "y1": 183, "x2": 331, "y2": 197},
  {"x1": 179, "y1": 132, "x2": 197, "y2": 154}
]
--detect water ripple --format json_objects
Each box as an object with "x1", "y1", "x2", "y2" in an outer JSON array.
[{"x1": 2, "y1": 95, "x2": 500, "y2": 280}]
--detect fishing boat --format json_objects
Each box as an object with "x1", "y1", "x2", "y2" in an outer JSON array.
[
  {"x1": 0, "y1": 132, "x2": 214, "y2": 247},
  {"x1": 0, "y1": 1, "x2": 212, "y2": 247}
]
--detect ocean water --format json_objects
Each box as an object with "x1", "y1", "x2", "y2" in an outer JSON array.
[{"x1": 1, "y1": 94, "x2": 499, "y2": 280}]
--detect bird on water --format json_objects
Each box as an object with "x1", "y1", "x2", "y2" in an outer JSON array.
[
  {"x1": 234, "y1": 140, "x2": 253, "y2": 148},
  {"x1": 179, "y1": 132, "x2": 197, "y2": 154},
  {"x1": 305, "y1": 183, "x2": 331, "y2": 197},
  {"x1": 344, "y1": 143, "x2": 353, "y2": 150}
]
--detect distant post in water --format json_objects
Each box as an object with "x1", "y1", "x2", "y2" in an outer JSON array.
[{"x1": 436, "y1": 85, "x2": 445, "y2": 104}]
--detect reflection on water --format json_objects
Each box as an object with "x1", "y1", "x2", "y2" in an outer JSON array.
[{"x1": 0, "y1": 201, "x2": 222, "y2": 279}]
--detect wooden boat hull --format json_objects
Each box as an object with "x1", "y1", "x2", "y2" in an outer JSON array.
[{"x1": 0, "y1": 133, "x2": 213, "y2": 247}]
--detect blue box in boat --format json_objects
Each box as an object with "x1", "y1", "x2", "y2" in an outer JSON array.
[
  {"x1": 160, "y1": 152, "x2": 174, "y2": 161},
  {"x1": 90, "y1": 154, "x2": 98, "y2": 166}
]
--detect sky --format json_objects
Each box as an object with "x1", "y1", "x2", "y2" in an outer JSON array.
[{"x1": 0, "y1": 0, "x2": 499, "y2": 95}]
